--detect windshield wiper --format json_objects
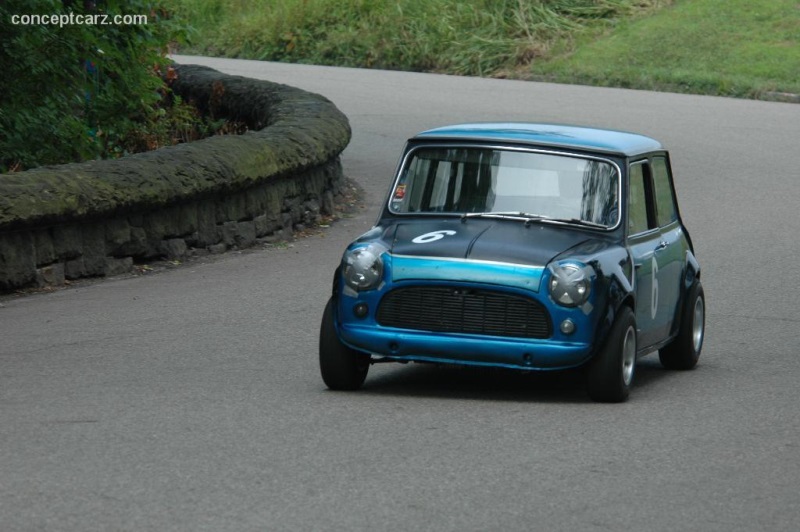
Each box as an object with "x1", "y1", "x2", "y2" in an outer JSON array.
[
  {"x1": 540, "y1": 217, "x2": 608, "y2": 229},
  {"x1": 461, "y1": 211, "x2": 535, "y2": 222},
  {"x1": 461, "y1": 211, "x2": 608, "y2": 229}
]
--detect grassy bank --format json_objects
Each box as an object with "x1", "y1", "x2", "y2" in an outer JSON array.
[
  {"x1": 174, "y1": 0, "x2": 800, "y2": 99},
  {"x1": 530, "y1": 0, "x2": 800, "y2": 99},
  {"x1": 174, "y1": 0, "x2": 666, "y2": 76}
]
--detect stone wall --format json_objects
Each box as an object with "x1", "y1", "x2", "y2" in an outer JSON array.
[{"x1": 0, "y1": 64, "x2": 351, "y2": 291}]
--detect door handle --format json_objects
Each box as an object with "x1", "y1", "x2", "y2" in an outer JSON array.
[{"x1": 654, "y1": 241, "x2": 668, "y2": 252}]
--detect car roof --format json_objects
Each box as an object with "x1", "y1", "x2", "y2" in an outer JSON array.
[{"x1": 412, "y1": 122, "x2": 664, "y2": 157}]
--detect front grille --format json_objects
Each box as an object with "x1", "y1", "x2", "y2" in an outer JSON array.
[{"x1": 377, "y1": 286, "x2": 552, "y2": 339}]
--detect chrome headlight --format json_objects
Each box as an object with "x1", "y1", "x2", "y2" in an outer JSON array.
[
  {"x1": 343, "y1": 244, "x2": 385, "y2": 291},
  {"x1": 548, "y1": 262, "x2": 593, "y2": 307}
]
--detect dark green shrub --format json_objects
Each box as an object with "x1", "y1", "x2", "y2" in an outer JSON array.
[{"x1": 0, "y1": 0, "x2": 187, "y2": 172}]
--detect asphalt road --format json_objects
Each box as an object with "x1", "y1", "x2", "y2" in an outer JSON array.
[{"x1": 2, "y1": 56, "x2": 799, "y2": 531}]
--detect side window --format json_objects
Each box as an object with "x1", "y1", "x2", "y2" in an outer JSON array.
[
  {"x1": 628, "y1": 162, "x2": 652, "y2": 234},
  {"x1": 652, "y1": 156, "x2": 678, "y2": 227}
]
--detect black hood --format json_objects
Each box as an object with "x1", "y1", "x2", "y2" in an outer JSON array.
[{"x1": 388, "y1": 218, "x2": 591, "y2": 267}]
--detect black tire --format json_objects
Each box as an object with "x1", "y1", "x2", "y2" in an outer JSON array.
[
  {"x1": 587, "y1": 306, "x2": 637, "y2": 403},
  {"x1": 659, "y1": 281, "x2": 705, "y2": 370},
  {"x1": 319, "y1": 298, "x2": 369, "y2": 390}
]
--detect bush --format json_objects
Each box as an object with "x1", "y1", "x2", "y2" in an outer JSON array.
[{"x1": 0, "y1": 0, "x2": 187, "y2": 172}]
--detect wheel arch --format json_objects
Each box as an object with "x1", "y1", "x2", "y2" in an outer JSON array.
[
  {"x1": 592, "y1": 268, "x2": 636, "y2": 355},
  {"x1": 667, "y1": 249, "x2": 702, "y2": 339},
  {"x1": 331, "y1": 265, "x2": 342, "y2": 298},
  {"x1": 684, "y1": 249, "x2": 701, "y2": 289}
]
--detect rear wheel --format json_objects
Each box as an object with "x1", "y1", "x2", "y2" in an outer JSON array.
[
  {"x1": 659, "y1": 281, "x2": 705, "y2": 370},
  {"x1": 319, "y1": 298, "x2": 369, "y2": 390},
  {"x1": 587, "y1": 306, "x2": 637, "y2": 403}
]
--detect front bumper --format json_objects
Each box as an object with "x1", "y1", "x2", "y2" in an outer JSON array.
[
  {"x1": 335, "y1": 255, "x2": 602, "y2": 371},
  {"x1": 337, "y1": 319, "x2": 594, "y2": 371}
]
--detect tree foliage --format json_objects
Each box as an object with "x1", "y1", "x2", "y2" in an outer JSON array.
[{"x1": 0, "y1": 0, "x2": 186, "y2": 172}]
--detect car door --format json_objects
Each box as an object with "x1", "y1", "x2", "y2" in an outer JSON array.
[
  {"x1": 626, "y1": 157, "x2": 683, "y2": 349},
  {"x1": 650, "y1": 155, "x2": 687, "y2": 339}
]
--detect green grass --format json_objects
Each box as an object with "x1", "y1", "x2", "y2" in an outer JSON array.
[
  {"x1": 173, "y1": 0, "x2": 662, "y2": 75},
  {"x1": 530, "y1": 0, "x2": 800, "y2": 98},
  {"x1": 173, "y1": 0, "x2": 800, "y2": 99}
]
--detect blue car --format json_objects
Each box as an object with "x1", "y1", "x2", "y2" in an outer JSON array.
[{"x1": 319, "y1": 123, "x2": 704, "y2": 402}]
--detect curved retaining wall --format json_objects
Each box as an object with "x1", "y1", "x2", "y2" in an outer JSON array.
[{"x1": 0, "y1": 64, "x2": 351, "y2": 291}]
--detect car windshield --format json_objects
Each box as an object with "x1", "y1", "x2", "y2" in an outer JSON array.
[{"x1": 389, "y1": 147, "x2": 619, "y2": 228}]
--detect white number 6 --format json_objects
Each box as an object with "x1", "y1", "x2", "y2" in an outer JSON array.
[{"x1": 412, "y1": 230, "x2": 456, "y2": 244}]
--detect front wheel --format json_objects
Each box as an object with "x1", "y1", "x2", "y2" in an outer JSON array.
[
  {"x1": 659, "y1": 281, "x2": 705, "y2": 370},
  {"x1": 586, "y1": 306, "x2": 637, "y2": 403},
  {"x1": 319, "y1": 298, "x2": 369, "y2": 390}
]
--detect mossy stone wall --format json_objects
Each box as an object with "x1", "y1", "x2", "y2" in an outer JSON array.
[{"x1": 0, "y1": 65, "x2": 351, "y2": 291}]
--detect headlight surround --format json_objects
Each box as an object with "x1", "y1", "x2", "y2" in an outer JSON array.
[
  {"x1": 548, "y1": 261, "x2": 593, "y2": 308},
  {"x1": 343, "y1": 244, "x2": 386, "y2": 291}
]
